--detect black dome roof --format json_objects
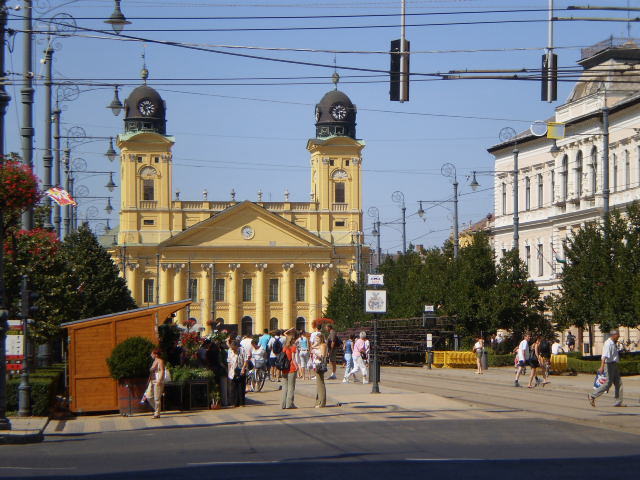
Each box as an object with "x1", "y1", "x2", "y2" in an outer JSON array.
[
  {"x1": 315, "y1": 89, "x2": 357, "y2": 139},
  {"x1": 123, "y1": 85, "x2": 167, "y2": 135}
]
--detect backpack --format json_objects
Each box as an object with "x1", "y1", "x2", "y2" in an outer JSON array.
[
  {"x1": 275, "y1": 351, "x2": 290, "y2": 371},
  {"x1": 272, "y1": 338, "x2": 283, "y2": 355}
]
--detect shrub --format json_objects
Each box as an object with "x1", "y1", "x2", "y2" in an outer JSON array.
[
  {"x1": 567, "y1": 357, "x2": 640, "y2": 376},
  {"x1": 106, "y1": 336, "x2": 155, "y2": 380},
  {"x1": 7, "y1": 376, "x2": 58, "y2": 417},
  {"x1": 488, "y1": 354, "x2": 514, "y2": 367}
]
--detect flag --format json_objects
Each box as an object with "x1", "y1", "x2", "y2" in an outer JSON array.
[{"x1": 45, "y1": 187, "x2": 77, "y2": 206}]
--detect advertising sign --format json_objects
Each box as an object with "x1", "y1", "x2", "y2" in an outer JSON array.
[
  {"x1": 365, "y1": 290, "x2": 387, "y2": 313},
  {"x1": 367, "y1": 274, "x2": 384, "y2": 286}
]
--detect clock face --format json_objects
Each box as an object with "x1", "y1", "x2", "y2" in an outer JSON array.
[
  {"x1": 138, "y1": 99, "x2": 156, "y2": 116},
  {"x1": 330, "y1": 103, "x2": 347, "y2": 121},
  {"x1": 241, "y1": 225, "x2": 254, "y2": 240},
  {"x1": 315, "y1": 106, "x2": 320, "y2": 122}
]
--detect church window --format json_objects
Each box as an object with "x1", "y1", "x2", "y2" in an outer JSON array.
[
  {"x1": 345, "y1": 160, "x2": 350, "y2": 166},
  {"x1": 143, "y1": 122, "x2": 152, "y2": 130},
  {"x1": 335, "y1": 126, "x2": 344, "y2": 135},
  {"x1": 143, "y1": 179, "x2": 154, "y2": 201},
  {"x1": 143, "y1": 219, "x2": 155, "y2": 226},
  {"x1": 242, "y1": 279, "x2": 252, "y2": 302},
  {"x1": 334, "y1": 183, "x2": 345, "y2": 203},
  {"x1": 332, "y1": 169, "x2": 348, "y2": 179},
  {"x1": 214, "y1": 279, "x2": 225, "y2": 301},
  {"x1": 143, "y1": 279, "x2": 154, "y2": 304},
  {"x1": 296, "y1": 317, "x2": 306, "y2": 331},
  {"x1": 137, "y1": 156, "x2": 143, "y2": 163},
  {"x1": 329, "y1": 159, "x2": 335, "y2": 166},
  {"x1": 295, "y1": 279, "x2": 306, "y2": 302},
  {"x1": 154, "y1": 157, "x2": 160, "y2": 163},
  {"x1": 320, "y1": 127, "x2": 330, "y2": 136},
  {"x1": 269, "y1": 278, "x2": 279, "y2": 302},
  {"x1": 188, "y1": 278, "x2": 198, "y2": 302},
  {"x1": 270, "y1": 318, "x2": 279, "y2": 331},
  {"x1": 335, "y1": 221, "x2": 345, "y2": 227}
]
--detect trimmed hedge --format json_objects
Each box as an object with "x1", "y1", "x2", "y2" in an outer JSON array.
[
  {"x1": 6, "y1": 372, "x2": 60, "y2": 417},
  {"x1": 567, "y1": 357, "x2": 640, "y2": 376},
  {"x1": 488, "y1": 354, "x2": 515, "y2": 367}
]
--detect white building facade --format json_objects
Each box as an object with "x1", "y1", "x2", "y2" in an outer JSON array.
[{"x1": 489, "y1": 39, "x2": 640, "y2": 353}]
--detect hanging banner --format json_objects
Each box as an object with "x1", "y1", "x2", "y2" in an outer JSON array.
[{"x1": 45, "y1": 187, "x2": 77, "y2": 206}]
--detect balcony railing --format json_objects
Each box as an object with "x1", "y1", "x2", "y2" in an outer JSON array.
[
  {"x1": 332, "y1": 203, "x2": 348, "y2": 211},
  {"x1": 139, "y1": 200, "x2": 157, "y2": 209}
]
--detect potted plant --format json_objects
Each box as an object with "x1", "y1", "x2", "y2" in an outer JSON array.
[{"x1": 106, "y1": 336, "x2": 156, "y2": 415}]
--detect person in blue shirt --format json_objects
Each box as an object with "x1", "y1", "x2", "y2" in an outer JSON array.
[
  {"x1": 342, "y1": 334, "x2": 356, "y2": 383},
  {"x1": 258, "y1": 329, "x2": 271, "y2": 351}
]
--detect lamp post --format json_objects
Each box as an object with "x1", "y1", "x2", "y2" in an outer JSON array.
[
  {"x1": 391, "y1": 191, "x2": 406, "y2": 254},
  {"x1": 0, "y1": 0, "x2": 12, "y2": 431},
  {"x1": 417, "y1": 194, "x2": 460, "y2": 258},
  {"x1": 104, "y1": 0, "x2": 131, "y2": 34},
  {"x1": 367, "y1": 207, "x2": 381, "y2": 269},
  {"x1": 21, "y1": 0, "x2": 34, "y2": 230},
  {"x1": 441, "y1": 163, "x2": 459, "y2": 258}
]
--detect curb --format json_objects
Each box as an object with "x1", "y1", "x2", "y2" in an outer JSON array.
[{"x1": 0, "y1": 418, "x2": 49, "y2": 445}]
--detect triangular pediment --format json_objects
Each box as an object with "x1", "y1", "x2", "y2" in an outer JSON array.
[{"x1": 159, "y1": 201, "x2": 332, "y2": 249}]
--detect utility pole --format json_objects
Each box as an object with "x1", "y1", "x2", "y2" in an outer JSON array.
[
  {"x1": 63, "y1": 147, "x2": 71, "y2": 237},
  {"x1": 441, "y1": 163, "x2": 459, "y2": 258},
  {"x1": 42, "y1": 40, "x2": 54, "y2": 229},
  {"x1": 18, "y1": 276, "x2": 31, "y2": 417},
  {"x1": 53, "y1": 100, "x2": 61, "y2": 236},
  {"x1": 512, "y1": 146, "x2": 520, "y2": 251},
  {"x1": 0, "y1": 0, "x2": 12, "y2": 431},
  {"x1": 391, "y1": 191, "x2": 406, "y2": 254},
  {"x1": 21, "y1": 0, "x2": 34, "y2": 230},
  {"x1": 155, "y1": 253, "x2": 160, "y2": 305}
]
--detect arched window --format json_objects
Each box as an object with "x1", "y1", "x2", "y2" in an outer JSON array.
[
  {"x1": 590, "y1": 146, "x2": 598, "y2": 194},
  {"x1": 575, "y1": 151, "x2": 583, "y2": 198},
  {"x1": 269, "y1": 318, "x2": 278, "y2": 332},
  {"x1": 334, "y1": 182, "x2": 345, "y2": 203},
  {"x1": 241, "y1": 316, "x2": 253, "y2": 336},
  {"x1": 562, "y1": 155, "x2": 569, "y2": 200},
  {"x1": 296, "y1": 317, "x2": 306, "y2": 332},
  {"x1": 140, "y1": 166, "x2": 157, "y2": 201}
]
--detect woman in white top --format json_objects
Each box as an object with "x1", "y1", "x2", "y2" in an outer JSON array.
[{"x1": 473, "y1": 338, "x2": 484, "y2": 375}]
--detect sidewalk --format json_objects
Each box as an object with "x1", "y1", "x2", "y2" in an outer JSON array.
[{"x1": 0, "y1": 417, "x2": 48, "y2": 445}]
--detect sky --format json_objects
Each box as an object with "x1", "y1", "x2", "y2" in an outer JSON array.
[{"x1": 3, "y1": 0, "x2": 639, "y2": 253}]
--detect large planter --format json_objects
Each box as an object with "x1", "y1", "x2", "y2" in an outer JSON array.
[{"x1": 117, "y1": 378, "x2": 150, "y2": 416}]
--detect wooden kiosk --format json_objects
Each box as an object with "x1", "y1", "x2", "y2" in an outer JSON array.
[{"x1": 62, "y1": 300, "x2": 191, "y2": 413}]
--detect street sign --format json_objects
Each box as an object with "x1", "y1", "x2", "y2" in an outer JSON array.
[
  {"x1": 367, "y1": 274, "x2": 384, "y2": 286},
  {"x1": 427, "y1": 333, "x2": 433, "y2": 348},
  {"x1": 365, "y1": 290, "x2": 387, "y2": 313},
  {"x1": 424, "y1": 305, "x2": 435, "y2": 313}
]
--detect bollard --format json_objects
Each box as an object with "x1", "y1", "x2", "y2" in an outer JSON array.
[{"x1": 481, "y1": 350, "x2": 489, "y2": 370}]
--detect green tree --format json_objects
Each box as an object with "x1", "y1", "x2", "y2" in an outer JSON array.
[
  {"x1": 61, "y1": 225, "x2": 136, "y2": 320},
  {"x1": 379, "y1": 246, "x2": 427, "y2": 318},
  {"x1": 324, "y1": 274, "x2": 369, "y2": 331},
  {"x1": 492, "y1": 250, "x2": 547, "y2": 336}
]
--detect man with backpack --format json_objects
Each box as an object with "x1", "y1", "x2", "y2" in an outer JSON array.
[
  {"x1": 269, "y1": 330, "x2": 283, "y2": 381},
  {"x1": 326, "y1": 325, "x2": 341, "y2": 380}
]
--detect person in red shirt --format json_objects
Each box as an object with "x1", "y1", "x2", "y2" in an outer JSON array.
[{"x1": 281, "y1": 328, "x2": 298, "y2": 409}]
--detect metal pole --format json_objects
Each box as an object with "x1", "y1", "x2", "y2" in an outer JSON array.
[
  {"x1": 69, "y1": 173, "x2": 76, "y2": 231},
  {"x1": 399, "y1": 0, "x2": 407, "y2": 103},
  {"x1": 155, "y1": 253, "x2": 160, "y2": 305},
  {"x1": 18, "y1": 275, "x2": 31, "y2": 417},
  {"x1": 453, "y1": 179, "x2": 459, "y2": 258},
  {"x1": 401, "y1": 204, "x2": 406, "y2": 254},
  {"x1": 602, "y1": 107, "x2": 610, "y2": 218},
  {"x1": 20, "y1": 0, "x2": 34, "y2": 230},
  {"x1": 53, "y1": 101, "x2": 61, "y2": 236},
  {"x1": 42, "y1": 40, "x2": 53, "y2": 229},
  {"x1": 547, "y1": 0, "x2": 555, "y2": 103},
  {"x1": 512, "y1": 147, "x2": 520, "y2": 251},
  {"x1": 371, "y1": 313, "x2": 380, "y2": 393},
  {"x1": 0, "y1": 0, "x2": 11, "y2": 430},
  {"x1": 63, "y1": 147, "x2": 70, "y2": 237},
  {"x1": 186, "y1": 259, "x2": 191, "y2": 319},
  {"x1": 211, "y1": 263, "x2": 216, "y2": 325},
  {"x1": 376, "y1": 220, "x2": 381, "y2": 268}
]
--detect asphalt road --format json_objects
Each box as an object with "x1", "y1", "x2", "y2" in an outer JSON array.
[{"x1": 1, "y1": 416, "x2": 639, "y2": 479}]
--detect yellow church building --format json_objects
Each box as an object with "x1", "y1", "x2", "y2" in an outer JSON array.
[{"x1": 109, "y1": 79, "x2": 368, "y2": 335}]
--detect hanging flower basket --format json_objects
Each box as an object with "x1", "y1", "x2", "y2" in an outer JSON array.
[
  {"x1": 312, "y1": 317, "x2": 334, "y2": 329},
  {"x1": 0, "y1": 160, "x2": 41, "y2": 211}
]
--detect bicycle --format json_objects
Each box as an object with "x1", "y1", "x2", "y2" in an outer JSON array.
[{"x1": 248, "y1": 362, "x2": 268, "y2": 392}]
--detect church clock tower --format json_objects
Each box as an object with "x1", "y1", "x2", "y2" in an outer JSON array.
[
  {"x1": 307, "y1": 87, "x2": 364, "y2": 244},
  {"x1": 117, "y1": 73, "x2": 175, "y2": 245}
]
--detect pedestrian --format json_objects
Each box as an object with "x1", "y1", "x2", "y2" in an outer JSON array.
[
  {"x1": 528, "y1": 336, "x2": 541, "y2": 388},
  {"x1": 310, "y1": 323, "x2": 322, "y2": 347},
  {"x1": 247, "y1": 338, "x2": 266, "y2": 392},
  {"x1": 258, "y1": 328, "x2": 271, "y2": 352},
  {"x1": 326, "y1": 325, "x2": 341, "y2": 380},
  {"x1": 269, "y1": 330, "x2": 283, "y2": 381},
  {"x1": 296, "y1": 331, "x2": 310, "y2": 380},
  {"x1": 566, "y1": 331, "x2": 576, "y2": 352},
  {"x1": 343, "y1": 333, "x2": 355, "y2": 383},
  {"x1": 312, "y1": 333, "x2": 328, "y2": 407},
  {"x1": 143, "y1": 348, "x2": 166, "y2": 419},
  {"x1": 227, "y1": 339, "x2": 248, "y2": 407},
  {"x1": 588, "y1": 329, "x2": 624, "y2": 407},
  {"x1": 538, "y1": 335, "x2": 552, "y2": 386},
  {"x1": 240, "y1": 334, "x2": 253, "y2": 358},
  {"x1": 473, "y1": 337, "x2": 484, "y2": 374},
  {"x1": 281, "y1": 328, "x2": 299, "y2": 409},
  {"x1": 514, "y1": 332, "x2": 531, "y2": 387},
  {"x1": 551, "y1": 338, "x2": 565, "y2": 355},
  {"x1": 351, "y1": 331, "x2": 370, "y2": 384}
]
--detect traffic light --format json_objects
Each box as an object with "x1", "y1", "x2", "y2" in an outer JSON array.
[
  {"x1": 390, "y1": 38, "x2": 410, "y2": 102},
  {"x1": 541, "y1": 52, "x2": 557, "y2": 102}
]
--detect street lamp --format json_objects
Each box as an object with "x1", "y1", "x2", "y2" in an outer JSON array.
[
  {"x1": 391, "y1": 191, "x2": 406, "y2": 254},
  {"x1": 105, "y1": 172, "x2": 117, "y2": 192},
  {"x1": 367, "y1": 207, "x2": 381, "y2": 270},
  {"x1": 107, "y1": 85, "x2": 123, "y2": 116},
  {"x1": 105, "y1": 197, "x2": 114, "y2": 215},
  {"x1": 104, "y1": 0, "x2": 131, "y2": 34},
  {"x1": 105, "y1": 137, "x2": 117, "y2": 162}
]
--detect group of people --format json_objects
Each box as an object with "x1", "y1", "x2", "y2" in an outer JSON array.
[{"x1": 513, "y1": 332, "x2": 553, "y2": 388}]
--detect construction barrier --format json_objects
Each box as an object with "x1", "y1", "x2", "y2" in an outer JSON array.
[
  {"x1": 551, "y1": 354, "x2": 568, "y2": 373},
  {"x1": 428, "y1": 351, "x2": 477, "y2": 368}
]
